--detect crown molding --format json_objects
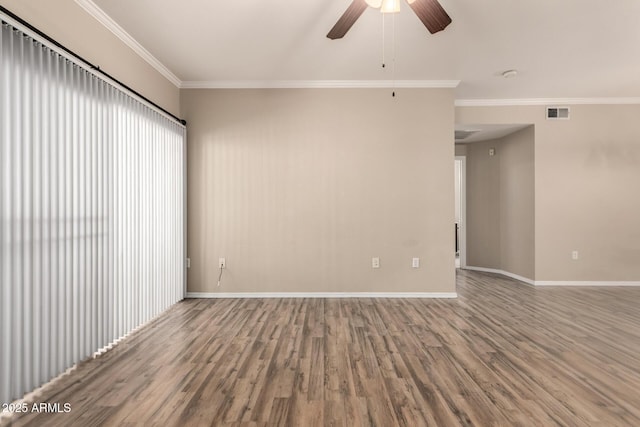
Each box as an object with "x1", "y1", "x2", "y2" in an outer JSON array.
[
  {"x1": 75, "y1": 0, "x2": 182, "y2": 87},
  {"x1": 180, "y1": 80, "x2": 461, "y2": 89},
  {"x1": 455, "y1": 97, "x2": 640, "y2": 107}
]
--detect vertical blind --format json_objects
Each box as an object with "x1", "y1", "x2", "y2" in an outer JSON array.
[{"x1": 0, "y1": 16, "x2": 186, "y2": 405}]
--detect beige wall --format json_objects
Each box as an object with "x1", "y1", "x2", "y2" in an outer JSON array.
[
  {"x1": 0, "y1": 0, "x2": 180, "y2": 115},
  {"x1": 464, "y1": 127, "x2": 535, "y2": 279},
  {"x1": 455, "y1": 145, "x2": 468, "y2": 156},
  {"x1": 499, "y1": 127, "x2": 535, "y2": 279},
  {"x1": 9, "y1": 1, "x2": 634, "y2": 284},
  {"x1": 465, "y1": 140, "x2": 501, "y2": 270},
  {"x1": 457, "y1": 105, "x2": 640, "y2": 281},
  {"x1": 182, "y1": 88, "x2": 455, "y2": 293}
]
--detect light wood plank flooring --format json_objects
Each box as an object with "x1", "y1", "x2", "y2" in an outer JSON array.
[{"x1": 3, "y1": 270, "x2": 640, "y2": 426}]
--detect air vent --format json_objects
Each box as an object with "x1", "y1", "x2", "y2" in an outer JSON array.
[
  {"x1": 546, "y1": 106, "x2": 570, "y2": 120},
  {"x1": 455, "y1": 130, "x2": 479, "y2": 140}
]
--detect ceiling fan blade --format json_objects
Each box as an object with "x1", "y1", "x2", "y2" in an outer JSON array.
[
  {"x1": 407, "y1": 0, "x2": 452, "y2": 34},
  {"x1": 327, "y1": 0, "x2": 369, "y2": 40}
]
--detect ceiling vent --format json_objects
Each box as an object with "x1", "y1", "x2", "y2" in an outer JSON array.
[
  {"x1": 455, "y1": 130, "x2": 479, "y2": 140},
  {"x1": 546, "y1": 106, "x2": 570, "y2": 120}
]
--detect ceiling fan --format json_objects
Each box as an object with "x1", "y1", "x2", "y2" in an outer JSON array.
[{"x1": 327, "y1": 0, "x2": 452, "y2": 40}]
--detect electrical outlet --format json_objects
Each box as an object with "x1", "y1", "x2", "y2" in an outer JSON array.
[
  {"x1": 372, "y1": 257, "x2": 380, "y2": 269},
  {"x1": 219, "y1": 257, "x2": 226, "y2": 268},
  {"x1": 412, "y1": 258, "x2": 420, "y2": 268},
  {"x1": 571, "y1": 251, "x2": 579, "y2": 260}
]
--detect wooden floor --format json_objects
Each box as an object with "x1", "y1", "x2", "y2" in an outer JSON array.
[{"x1": 4, "y1": 270, "x2": 640, "y2": 426}]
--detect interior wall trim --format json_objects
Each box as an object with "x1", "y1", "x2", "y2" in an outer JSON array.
[
  {"x1": 75, "y1": 0, "x2": 182, "y2": 87},
  {"x1": 535, "y1": 281, "x2": 640, "y2": 287},
  {"x1": 455, "y1": 97, "x2": 640, "y2": 107},
  {"x1": 186, "y1": 292, "x2": 458, "y2": 299},
  {"x1": 464, "y1": 266, "x2": 640, "y2": 287},
  {"x1": 179, "y1": 80, "x2": 461, "y2": 89},
  {"x1": 463, "y1": 266, "x2": 536, "y2": 286}
]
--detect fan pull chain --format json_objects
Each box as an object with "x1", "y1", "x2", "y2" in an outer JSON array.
[
  {"x1": 392, "y1": 9, "x2": 396, "y2": 97},
  {"x1": 382, "y1": 12, "x2": 386, "y2": 68}
]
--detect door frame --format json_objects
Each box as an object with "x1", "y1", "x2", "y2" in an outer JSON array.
[{"x1": 455, "y1": 156, "x2": 467, "y2": 269}]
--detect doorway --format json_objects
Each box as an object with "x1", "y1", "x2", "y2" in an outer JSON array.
[{"x1": 455, "y1": 156, "x2": 466, "y2": 269}]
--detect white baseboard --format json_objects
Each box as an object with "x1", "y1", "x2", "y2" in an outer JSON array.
[
  {"x1": 535, "y1": 281, "x2": 640, "y2": 287},
  {"x1": 186, "y1": 292, "x2": 458, "y2": 299},
  {"x1": 463, "y1": 266, "x2": 640, "y2": 287},
  {"x1": 463, "y1": 266, "x2": 535, "y2": 286}
]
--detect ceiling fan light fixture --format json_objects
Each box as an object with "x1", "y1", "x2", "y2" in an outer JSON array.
[
  {"x1": 327, "y1": 0, "x2": 451, "y2": 39},
  {"x1": 380, "y1": 0, "x2": 401, "y2": 13}
]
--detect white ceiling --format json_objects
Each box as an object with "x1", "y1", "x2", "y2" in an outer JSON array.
[{"x1": 88, "y1": 0, "x2": 640, "y2": 100}]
